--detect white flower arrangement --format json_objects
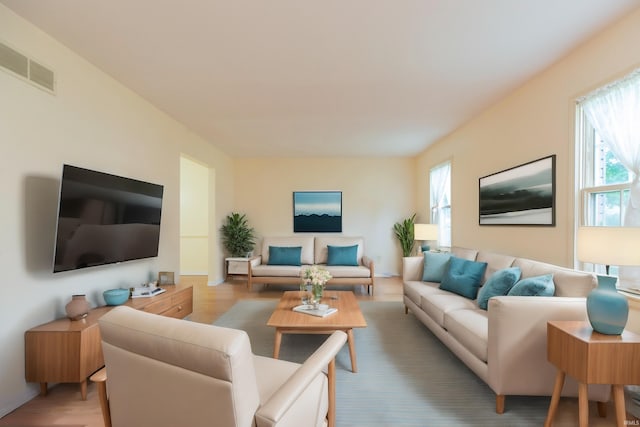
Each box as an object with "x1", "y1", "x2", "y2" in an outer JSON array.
[{"x1": 301, "y1": 265, "x2": 332, "y2": 287}]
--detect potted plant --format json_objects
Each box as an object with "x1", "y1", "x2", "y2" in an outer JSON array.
[
  {"x1": 393, "y1": 213, "x2": 416, "y2": 257},
  {"x1": 221, "y1": 212, "x2": 256, "y2": 257}
]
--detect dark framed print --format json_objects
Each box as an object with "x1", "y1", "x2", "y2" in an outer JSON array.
[
  {"x1": 293, "y1": 191, "x2": 342, "y2": 232},
  {"x1": 158, "y1": 271, "x2": 175, "y2": 285},
  {"x1": 479, "y1": 155, "x2": 556, "y2": 226}
]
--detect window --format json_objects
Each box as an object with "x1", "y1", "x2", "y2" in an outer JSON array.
[
  {"x1": 576, "y1": 69, "x2": 640, "y2": 278},
  {"x1": 430, "y1": 161, "x2": 451, "y2": 248}
]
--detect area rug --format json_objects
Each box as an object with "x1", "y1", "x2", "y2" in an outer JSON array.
[{"x1": 214, "y1": 299, "x2": 561, "y2": 426}]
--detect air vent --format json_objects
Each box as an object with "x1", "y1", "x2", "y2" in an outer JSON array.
[{"x1": 0, "y1": 41, "x2": 55, "y2": 94}]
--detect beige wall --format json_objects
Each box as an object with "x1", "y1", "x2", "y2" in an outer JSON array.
[
  {"x1": 180, "y1": 156, "x2": 209, "y2": 275},
  {"x1": 0, "y1": 5, "x2": 234, "y2": 416},
  {"x1": 415, "y1": 9, "x2": 640, "y2": 331},
  {"x1": 233, "y1": 157, "x2": 416, "y2": 275}
]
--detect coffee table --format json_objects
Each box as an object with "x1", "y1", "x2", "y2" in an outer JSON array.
[{"x1": 267, "y1": 290, "x2": 367, "y2": 372}]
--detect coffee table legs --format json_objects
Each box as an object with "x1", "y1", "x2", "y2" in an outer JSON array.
[{"x1": 273, "y1": 328, "x2": 358, "y2": 372}]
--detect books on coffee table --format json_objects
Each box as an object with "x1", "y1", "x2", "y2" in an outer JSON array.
[{"x1": 293, "y1": 304, "x2": 338, "y2": 317}]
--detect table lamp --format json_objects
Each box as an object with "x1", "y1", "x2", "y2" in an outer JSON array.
[
  {"x1": 576, "y1": 226, "x2": 640, "y2": 335},
  {"x1": 414, "y1": 224, "x2": 438, "y2": 253}
]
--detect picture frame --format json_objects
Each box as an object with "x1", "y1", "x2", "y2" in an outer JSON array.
[
  {"x1": 293, "y1": 191, "x2": 342, "y2": 232},
  {"x1": 158, "y1": 271, "x2": 175, "y2": 286},
  {"x1": 479, "y1": 155, "x2": 556, "y2": 226}
]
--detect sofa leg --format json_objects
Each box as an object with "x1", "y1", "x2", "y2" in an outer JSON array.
[
  {"x1": 404, "y1": 305, "x2": 408, "y2": 315},
  {"x1": 496, "y1": 394, "x2": 505, "y2": 414},
  {"x1": 596, "y1": 400, "x2": 607, "y2": 417}
]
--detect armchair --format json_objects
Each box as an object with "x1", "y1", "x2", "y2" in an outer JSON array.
[{"x1": 90, "y1": 306, "x2": 347, "y2": 427}]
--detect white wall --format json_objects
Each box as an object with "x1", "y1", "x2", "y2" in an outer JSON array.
[
  {"x1": 0, "y1": 5, "x2": 234, "y2": 416},
  {"x1": 233, "y1": 157, "x2": 417, "y2": 276},
  {"x1": 180, "y1": 156, "x2": 209, "y2": 275}
]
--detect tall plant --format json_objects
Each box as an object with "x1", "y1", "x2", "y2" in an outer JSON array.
[
  {"x1": 393, "y1": 213, "x2": 416, "y2": 257},
  {"x1": 221, "y1": 212, "x2": 256, "y2": 257}
]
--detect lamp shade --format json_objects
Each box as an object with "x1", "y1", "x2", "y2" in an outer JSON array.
[
  {"x1": 577, "y1": 226, "x2": 640, "y2": 266},
  {"x1": 414, "y1": 224, "x2": 438, "y2": 241}
]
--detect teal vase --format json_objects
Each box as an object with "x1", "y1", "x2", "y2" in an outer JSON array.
[{"x1": 586, "y1": 275, "x2": 628, "y2": 335}]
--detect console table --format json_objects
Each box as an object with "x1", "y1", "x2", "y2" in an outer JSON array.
[{"x1": 25, "y1": 284, "x2": 193, "y2": 399}]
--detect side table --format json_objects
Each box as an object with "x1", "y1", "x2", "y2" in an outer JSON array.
[
  {"x1": 544, "y1": 320, "x2": 640, "y2": 427},
  {"x1": 225, "y1": 257, "x2": 257, "y2": 282}
]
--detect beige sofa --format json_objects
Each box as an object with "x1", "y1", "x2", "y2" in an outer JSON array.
[
  {"x1": 248, "y1": 236, "x2": 375, "y2": 293},
  {"x1": 403, "y1": 247, "x2": 610, "y2": 414},
  {"x1": 93, "y1": 306, "x2": 347, "y2": 427}
]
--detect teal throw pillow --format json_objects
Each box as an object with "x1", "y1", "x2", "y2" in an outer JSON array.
[
  {"x1": 439, "y1": 256, "x2": 488, "y2": 299},
  {"x1": 508, "y1": 274, "x2": 555, "y2": 296},
  {"x1": 422, "y1": 252, "x2": 451, "y2": 282},
  {"x1": 477, "y1": 267, "x2": 521, "y2": 310},
  {"x1": 268, "y1": 246, "x2": 302, "y2": 266},
  {"x1": 327, "y1": 244, "x2": 359, "y2": 266}
]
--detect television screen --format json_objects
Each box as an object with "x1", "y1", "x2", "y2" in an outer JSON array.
[{"x1": 53, "y1": 164, "x2": 164, "y2": 273}]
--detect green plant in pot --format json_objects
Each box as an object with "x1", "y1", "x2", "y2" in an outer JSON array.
[
  {"x1": 393, "y1": 213, "x2": 416, "y2": 257},
  {"x1": 221, "y1": 212, "x2": 256, "y2": 257}
]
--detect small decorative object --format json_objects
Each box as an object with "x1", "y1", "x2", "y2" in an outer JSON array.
[
  {"x1": 65, "y1": 294, "x2": 90, "y2": 320},
  {"x1": 299, "y1": 281, "x2": 312, "y2": 304},
  {"x1": 587, "y1": 275, "x2": 629, "y2": 335},
  {"x1": 158, "y1": 271, "x2": 175, "y2": 286},
  {"x1": 301, "y1": 265, "x2": 332, "y2": 309},
  {"x1": 576, "y1": 226, "x2": 640, "y2": 335},
  {"x1": 103, "y1": 288, "x2": 130, "y2": 306}
]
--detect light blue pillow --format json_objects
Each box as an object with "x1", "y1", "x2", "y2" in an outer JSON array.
[
  {"x1": 422, "y1": 252, "x2": 451, "y2": 282},
  {"x1": 439, "y1": 256, "x2": 488, "y2": 299},
  {"x1": 268, "y1": 246, "x2": 302, "y2": 266},
  {"x1": 327, "y1": 244, "x2": 359, "y2": 266},
  {"x1": 508, "y1": 274, "x2": 555, "y2": 296},
  {"x1": 477, "y1": 267, "x2": 521, "y2": 310}
]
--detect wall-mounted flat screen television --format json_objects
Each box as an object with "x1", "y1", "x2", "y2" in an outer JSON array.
[{"x1": 53, "y1": 164, "x2": 164, "y2": 273}]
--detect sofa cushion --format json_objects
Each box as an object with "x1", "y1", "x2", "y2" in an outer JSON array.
[
  {"x1": 314, "y1": 236, "x2": 364, "y2": 265},
  {"x1": 261, "y1": 237, "x2": 315, "y2": 265},
  {"x1": 451, "y1": 247, "x2": 478, "y2": 261},
  {"x1": 251, "y1": 265, "x2": 304, "y2": 277},
  {"x1": 512, "y1": 258, "x2": 595, "y2": 297},
  {"x1": 422, "y1": 252, "x2": 451, "y2": 282},
  {"x1": 268, "y1": 246, "x2": 302, "y2": 266},
  {"x1": 508, "y1": 274, "x2": 555, "y2": 296},
  {"x1": 440, "y1": 256, "x2": 488, "y2": 299},
  {"x1": 477, "y1": 267, "x2": 521, "y2": 310},
  {"x1": 403, "y1": 281, "x2": 446, "y2": 308},
  {"x1": 476, "y1": 251, "x2": 516, "y2": 284},
  {"x1": 444, "y1": 309, "x2": 489, "y2": 362},
  {"x1": 327, "y1": 245, "x2": 358, "y2": 266},
  {"x1": 420, "y1": 292, "x2": 478, "y2": 327},
  {"x1": 323, "y1": 265, "x2": 371, "y2": 278}
]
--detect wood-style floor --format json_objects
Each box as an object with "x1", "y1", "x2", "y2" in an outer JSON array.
[{"x1": 0, "y1": 276, "x2": 631, "y2": 426}]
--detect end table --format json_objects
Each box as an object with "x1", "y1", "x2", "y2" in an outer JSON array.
[{"x1": 544, "y1": 320, "x2": 640, "y2": 427}]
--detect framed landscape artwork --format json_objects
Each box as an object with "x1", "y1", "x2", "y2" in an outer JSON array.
[
  {"x1": 293, "y1": 191, "x2": 342, "y2": 232},
  {"x1": 479, "y1": 155, "x2": 556, "y2": 226}
]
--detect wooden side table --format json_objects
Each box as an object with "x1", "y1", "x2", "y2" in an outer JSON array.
[
  {"x1": 544, "y1": 320, "x2": 640, "y2": 427},
  {"x1": 225, "y1": 257, "x2": 256, "y2": 282}
]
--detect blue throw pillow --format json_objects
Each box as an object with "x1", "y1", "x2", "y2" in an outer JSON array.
[
  {"x1": 327, "y1": 244, "x2": 359, "y2": 266},
  {"x1": 422, "y1": 252, "x2": 451, "y2": 282},
  {"x1": 268, "y1": 246, "x2": 302, "y2": 266},
  {"x1": 439, "y1": 256, "x2": 488, "y2": 299},
  {"x1": 477, "y1": 267, "x2": 521, "y2": 310},
  {"x1": 508, "y1": 274, "x2": 555, "y2": 296}
]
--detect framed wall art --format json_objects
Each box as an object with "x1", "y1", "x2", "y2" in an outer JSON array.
[
  {"x1": 293, "y1": 191, "x2": 342, "y2": 232},
  {"x1": 479, "y1": 155, "x2": 556, "y2": 226}
]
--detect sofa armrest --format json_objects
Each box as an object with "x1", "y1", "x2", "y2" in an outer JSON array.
[
  {"x1": 250, "y1": 256, "x2": 262, "y2": 267},
  {"x1": 487, "y1": 296, "x2": 608, "y2": 401},
  {"x1": 402, "y1": 256, "x2": 423, "y2": 282},
  {"x1": 255, "y1": 331, "x2": 347, "y2": 427}
]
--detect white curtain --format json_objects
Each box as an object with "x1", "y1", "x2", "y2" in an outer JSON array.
[
  {"x1": 430, "y1": 162, "x2": 451, "y2": 247},
  {"x1": 581, "y1": 69, "x2": 640, "y2": 283}
]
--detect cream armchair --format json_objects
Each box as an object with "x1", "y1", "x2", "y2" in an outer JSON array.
[{"x1": 90, "y1": 306, "x2": 347, "y2": 427}]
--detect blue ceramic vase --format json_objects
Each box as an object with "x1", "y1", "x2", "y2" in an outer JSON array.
[{"x1": 586, "y1": 275, "x2": 628, "y2": 335}]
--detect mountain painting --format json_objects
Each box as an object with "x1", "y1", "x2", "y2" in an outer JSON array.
[
  {"x1": 293, "y1": 191, "x2": 342, "y2": 232},
  {"x1": 479, "y1": 155, "x2": 555, "y2": 226}
]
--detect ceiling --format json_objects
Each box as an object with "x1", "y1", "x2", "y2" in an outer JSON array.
[{"x1": 2, "y1": 1, "x2": 638, "y2": 158}]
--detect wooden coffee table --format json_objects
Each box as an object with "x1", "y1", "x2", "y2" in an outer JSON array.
[{"x1": 267, "y1": 290, "x2": 367, "y2": 372}]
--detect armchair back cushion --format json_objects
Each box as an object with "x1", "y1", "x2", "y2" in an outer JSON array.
[{"x1": 99, "y1": 306, "x2": 260, "y2": 427}]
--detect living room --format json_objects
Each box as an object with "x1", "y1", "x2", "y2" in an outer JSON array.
[{"x1": 2, "y1": 1, "x2": 640, "y2": 425}]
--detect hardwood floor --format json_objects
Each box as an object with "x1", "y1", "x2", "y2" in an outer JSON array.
[
  {"x1": 0, "y1": 276, "x2": 402, "y2": 427},
  {"x1": 1, "y1": 276, "x2": 633, "y2": 426}
]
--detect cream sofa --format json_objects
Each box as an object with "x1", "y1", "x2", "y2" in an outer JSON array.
[
  {"x1": 248, "y1": 236, "x2": 375, "y2": 293},
  {"x1": 403, "y1": 247, "x2": 611, "y2": 414},
  {"x1": 93, "y1": 306, "x2": 347, "y2": 427}
]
